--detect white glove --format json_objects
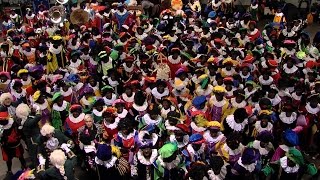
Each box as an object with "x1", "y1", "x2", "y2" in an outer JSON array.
[
  {"x1": 60, "y1": 143, "x2": 71, "y2": 153},
  {"x1": 39, "y1": 156, "x2": 46, "y2": 165}
]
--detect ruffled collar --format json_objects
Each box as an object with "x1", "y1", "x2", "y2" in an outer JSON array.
[
  {"x1": 135, "y1": 33, "x2": 147, "y2": 41},
  {"x1": 252, "y1": 140, "x2": 270, "y2": 155},
  {"x1": 116, "y1": 9, "x2": 128, "y2": 16},
  {"x1": 223, "y1": 143, "x2": 243, "y2": 156},
  {"x1": 118, "y1": 130, "x2": 136, "y2": 140},
  {"x1": 122, "y1": 92, "x2": 135, "y2": 103},
  {"x1": 292, "y1": 92, "x2": 301, "y2": 101},
  {"x1": 208, "y1": 163, "x2": 227, "y2": 180},
  {"x1": 3, "y1": 118, "x2": 14, "y2": 129},
  {"x1": 133, "y1": 101, "x2": 148, "y2": 112},
  {"x1": 226, "y1": 115, "x2": 248, "y2": 131},
  {"x1": 191, "y1": 122, "x2": 206, "y2": 132},
  {"x1": 10, "y1": 14, "x2": 18, "y2": 19},
  {"x1": 221, "y1": 68, "x2": 236, "y2": 76},
  {"x1": 35, "y1": 100, "x2": 49, "y2": 110},
  {"x1": 49, "y1": 45, "x2": 62, "y2": 54},
  {"x1": 69, "y1": 59, "x2": 82, "y2": 68},
  {"x1": 68, "y1": 40, "x2": 80, "y2": 50},
  {"x1": 61, "y1": 87, "x2": 72, "y2": 97},
  {"x1": 123, "y1": 63, "x2": 134, "y2": 72},
  {"x1": 231, "y1": 98, "x2": 246, "y2": 108},
  {"x1": 240, "y1": 72, "x2": 250, "y2": 79},
  {"x1": 143, "y1": 114, "x2": 162, "y2": 126},
  {"x1": 254, "y1": 121, "x2": 273, "y2": 133},
  {"x1": 138, "y1": 131, "x2": 158, "y2": 146},
  {"x1": 203, "y1": 131, "x2": 224, "y2": 143},
  {"x1": 158, "y1": 155, "x2": 181, "y2": 170},
  {"x1": 170, "y1": 134, "x2": 189, "y2": 148},
  {"x1": 269, "y1": 94, "x2": 281, "y2": 106},
  {"x1": 165, "y1": 120, "x2": 179, "y2": 131},
  {"x1": 11, "y1": 88, "x2": 26, "y2": 99},
  {"x1": 21, "y1": 76, "x2": 31, "y2": 86},
  {"x1": 282, "y1": 29, "x2": 295, "y2": 37},
  {"x1": 275, "y1": 12, "x2": 284, "y2": 17},
  {"x1": 161, "y1": 105, "x2": 175, "y2": 118},
  {"x1": 68, "y1": 113, "x2": 85, "y2": 124},
  {"x1": 210, "y1": 96, "x2": 227, "y2": 107},
  {"x1": 117, "y1": 109, "x2": 128, "y2": 119},
  {"x1": 306, "y1": 103, "x2": 320, "y2": 114},
  {"x1": 186, "y1": 143, "x2": 205, "y2": 155},
  {"x1": 107, "y1": 77, "x2": 119, "y2": 87},
  {"x1": 249, "y1": 28, "x2": 259, "y2": 36},
  {"x1": 196, "y1": 85, "x2": 213, "y2": 96},
  {"x1": 22, "y1": 48, "x2": 35, "y2": 56},
  {"x1": 93, "y1": 109, "x2": 103, "y2": 117},
  {"x1": 259, "y1": 76, "x2": 273, "y2": 85},
  {"x1": 137, "y1": 149, "x2": 158, "y2": 165},
  {"x1": 81, "y1": 96, "x2": 91, "y2": 105},
  {"x1": 283, "y1": 64, "x2": 298, "y2": 74},
  {"x1": 151, "y1": 87, "x2": 169, "y2": 100},
  {"x1": 103, "y1": 94, "x2": 117, "y2": 106},
  {"x1": 237, "y1": 157, "x2": 256, "y2": 172},
  {"x1": 53, "y1": 101, "x2": 68, "y2": 112},
  {"x1": 104, "y1": 118, "x2": 119, "y2": 130},
  {"x1": 280, "y1": 156, "x2": 299, "y2": 173},
  {"x1": 95, "y1": 156, "x2": 117, "y2": 169},
  {"x1": 26, "y1": 14, "x2": 35, "y2": 19},
  {"x1": 279, "y1": 112, "x2": 297, "y2": 124},
  {"x1": 168, "y1": 55, "x2": 181, "y2": 64}
]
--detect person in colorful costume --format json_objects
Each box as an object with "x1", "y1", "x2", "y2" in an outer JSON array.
[{"x1": 51, "y1": 92, "x2": 70, "y2": 132}]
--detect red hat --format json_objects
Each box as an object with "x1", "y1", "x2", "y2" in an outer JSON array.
[
  {"x1": 145, "y1": 76, "x2": 156, "y2": 83},
  {"x1": 124, "y1": 80, "x2": 139, "y2": 88},
  {"x1": 112, "y1": 99, "x2": 125, "y2": 106},
  {"x1": 249, "y1": 21, "x2": 256, "y2": 26},
  {"x1": 125, "y1": 56, "x2": 135, "y2": 62},
  {"x1": 243, "y1": 55, "x2": 254, "y2": 64},
  {"x1": 267, "y1": 60, "x2": 278, "y2": 67},
  {"x1": 175, "y1": 124, "x2": 190, "y2": 134},
  {"x1": 70, "y1": 104, "x2": 82, "y2": 112},
  {"x1": 145, "y1": 45, "x2": 155, "y2": 51},
  {"x1": 223, "y1": 76, "x2": 234, "y2": 82},
  {"x1": 214, "y1": 38, "x2": 222, "y2": 44},
  {"x1": 0, "y1": 71, "x2": 10, "y2": 79},
  {"x1": 306, "y1": 61, "x2": 317, "y2": 69}
]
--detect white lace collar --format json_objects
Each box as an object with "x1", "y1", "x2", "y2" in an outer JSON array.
[
  {"x1": 53, "y1": 101, "x2": 68, "y2": 111},
  {"x1": 137, "y1": 149, "x2": 158, "y2": 165},
  {"x1": 212, "y1": 0, "x2": 221, "y2": 7},
  {"x1": 88, "y1": 82, "x2": 99, "y2": 91},
  {"x1": 49, "y1": 45, "x2": 62, "y2": 54},
  {"x1": 104, "y1": 118, "x2": 119, "y2": 130},
  {"x1": 190, "y1": 121, "x2": 206, "y2": 132},
  {"x1": 81, "y1": 96, "x2": 91, "y2": 105},
  {"x1": 22, "y1": 49, "x2": 35, "y2": 56},
  {"x1": 259, "y1": 76, "x2": 273, "y2": 85},
  {"x1": 61, "y1": 87, "x2": 72, "y2": 97},
  {"x1": 279, "y1": 144, "x2": 290, "y2": 152},
  {"x1": 107, "y1": 77, "x2": 119, "y2": 87},
  {"x1": 186, "y1": 143, "x2": 205, "y2": 156},
  {"x1": 223, "y1": 143, "x2": 243, "y2": 156},
  {"x1": 250, "y1": 3, "x2": 258, "y2": 9},
  {"x1": 196, "y1": 85, "x2": 213, "y2": 96},
  {"x1": 135, "y1": 33, "x2": 147, "y2": 41},
  {"x1": 69, "y1": 59, "x2": 82, "y2": 68},
  {"x1": 68, "y1": 113, "x2": 85, "y2": 123},
  {"x1": 80, "y1": 54, "x2": 91, "y2": 61},
  {"x1": 231, "y1": 98, "x2": 246, "y2": 108},
  {"x1": 249, "y1": 28, "x2": 259, "y2": 36},
  {"x1": 116, "y1": 9, "x2": 128, "y2": 16},
  {"x1": 237, "y1": 157, "x2": 256, "y2": 172},
  {"x1": 226, "y1": 115, "x2": 248, "y2": 132},
  {"x1": 95, "y1": 156, "x2": 117, "y2": 168},
  {"x1": 240, "y1": 72, "x2": 250, "y2": 79},
  {"x1": 291, "y1": 92, "x2": 301, "y2": 101},
  {"x1": 117, "y1": 109, "x2": 128, "y2": 119},
  {"x1": 210, "y1": 96, "x2": 227, "y2": 107},
  {"x1": 118, "y1": 130, "x2": 136, "y2": 140},
  {"x1": 122, "y1": 92, "x2": 135, "y2": 103},
  {"x1": 252, "y1": 140, "x2": 270, "y2": 155},
  {"x1": 35, "y1": 100, "x2": 49, "y2": 110},
  {"x1": 3, "y1": 118, "x2": 14, "y2": 130},
  {"x1": 275, "y1": 12, "x2": 284, "y2": 17},
  {"x1": 306, "y1": 103, "x2": 320, "y2": 114},
  {"x1": 282, "y1": 29, "x2": 295, "y2": 37},
  {"x1": 123, "y1": 63, "x2": 134, "y2": 72},
  {"x1": 208, "y1": 163, "x2": 227, "y2": 180},
  {"x1": 93, "y1": 109, "x2": 103, "y2": 117},
  {"x1": 143, "y1": 114, "x2": 162, "y2": 126},
  {"x1": 203, "y1": 131, "x2": 224, "y2": 143},
  {"x1": 158, "y1": 155, "x2": 181, "y2": 170},
  {"x1": 170, "y1": 134, "x2": 189, "y2": 148},
  {"x1": 168, "y1": 55, "x2": 181, "y2": 64},
  {"x1": 280, "y1": 156, "x2": 299, "y2": 173},
  {"x1": 138, "y1": 131, "x2": 158, "y2": 147},
  {"x1": 26, "y1": 14, "x2": 35, "y2": 20},
  {"x1": 151, "y1": 87, "x2": 169, "y2": 100},
  {"x1": 279, "y1": 112, "x2": 297, "y2": 124},
  {"x1": 11, "y1": 89, "x2": 26, "y2": 99},
  {"x1": 221, "y1": 68, "x2": 236, "y2": 76},
  {"x1": 68, "y1": 41, "x2": 80, "y2": 50},
  {"x1": 283, "y1": 64, "x2": 298, "y2": 74},
  {"x1": 21, "y1": 76, "x2": 31, "y2": 86},
  {"x1": 268, "y1": 94, "x2": 281, "y2": 106},
  {"x1": 103, "y1": 94, "x2": 117, "y2": 106},
  {"x1": 161, "y1": 105, "x2": 175, "y2": 117},
  {"x1": 254, "y1": 121, "x2": 273, "y2": 133},
  {"x1": 165, "y1": 120, "x2": 179, "y2": 131},
  {"x1": 10, "y1": 14, "x2": 18, "y2": 19}
]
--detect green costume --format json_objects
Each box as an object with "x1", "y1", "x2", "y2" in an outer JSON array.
[{"x1": 51, "y1": 101, "x2": 70, "y2": 132}]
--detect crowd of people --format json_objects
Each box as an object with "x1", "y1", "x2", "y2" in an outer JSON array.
[{"x1": 0, "y1": 0, "x2": 320, "y2": 179}]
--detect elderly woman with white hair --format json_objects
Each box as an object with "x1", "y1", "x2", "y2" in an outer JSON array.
[
  {"x1": 36, "y1": 124, "x2": 73, "y2": 168},
  {"x1": 37, "y1": 149, "x2": 77, "y2": 179},
  {"x1": 0, "y1": 92, "x2": 15, "y2": 117},
  {"x1": 16, "y1": 103, "x2": 42, "y2": 168}
]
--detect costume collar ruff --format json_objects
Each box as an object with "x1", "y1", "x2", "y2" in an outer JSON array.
[
  {"x1": 137, "y1": 149, "x2": 158, "y2": 165},
  {"x1": 68, "y1": 113, "x2": 85, "y2": 123},
  {"x1": 226, "y1": 115, "x2": 248, "y2": 131},
  {"x1": 53, "y1": 101, "x2": 68, "y2": 112}
]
